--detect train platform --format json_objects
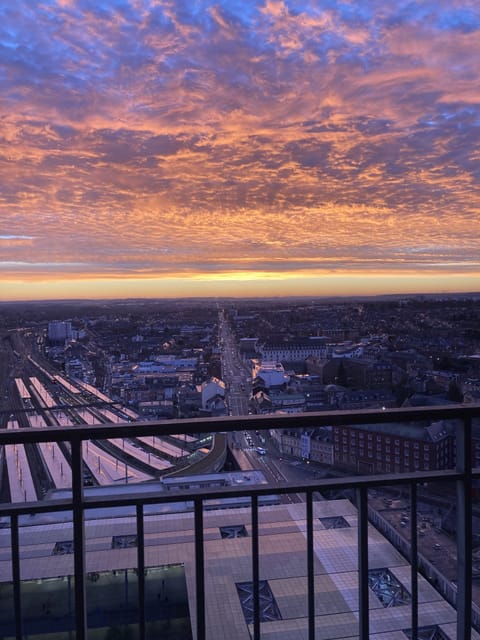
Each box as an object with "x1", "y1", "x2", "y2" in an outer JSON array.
[
  {"x1": 136, "y1": 436, "x2": 181, "y2": 465},
  {"x1": 38, "y1": 442, "x2": 72, "y2": 490},
  {"x1": 5, "y1": 443, "x2": 37, "y2": 503},
  {"x1": 83, "y1": 441, "x2": 152, "y2": 484},
  {"x1": 108, "y1": 438, "x2": 171, "y2": 473}
]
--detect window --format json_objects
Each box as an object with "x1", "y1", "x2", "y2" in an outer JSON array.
[
  {"x1": 220, "y1": 525, "x2": 248, "y2": 538},
  {"x1": 52, "y1": 541, "x2": 74, "y2": 555},
  {"x1": 236, "y1": 581, "x2": 281, "y2": 624},
  {"x1": 112, "y1": 535, "x2": 137, "y2": 549},
  {"x1": 320, "y1": 516, "x2": 350, "y2": 529},
  {"x1": 403, "y1": 625, "x2": 449, "y2": 640}
]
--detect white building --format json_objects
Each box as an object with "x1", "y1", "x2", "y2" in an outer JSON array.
[
  {"x1": 200, "y1": 377, "x2": 226, "y2": 411},
  {"x1": 252, "y1": 361, "x2": 290, "y2": 388},
  {"x1": 259, "y1": 337, "x2": 328, "y2": 362}
]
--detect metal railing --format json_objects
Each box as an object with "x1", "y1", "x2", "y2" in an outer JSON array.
[{"x1": 1, "y1": 403, "x2": 480, "y2": 640}]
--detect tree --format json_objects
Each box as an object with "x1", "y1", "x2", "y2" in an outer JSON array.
[
  {"x1": 335, "y1": 361, "x2": 348, "y2": 387},
  {"x1": 448, "y1": 380, "x2": 463, "y2": 403}
]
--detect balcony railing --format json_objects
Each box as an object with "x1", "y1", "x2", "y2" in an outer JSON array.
[{"x1": 1, "y1": 404, "x2": 480, "y2": 640}]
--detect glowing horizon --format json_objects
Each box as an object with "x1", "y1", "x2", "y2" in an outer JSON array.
[
  {"x1": 1, "y1": 271, "x2": 479, "y2": 303},
  {"x1": 1, "y1": 1, "x2": 480, "y2": 301}
]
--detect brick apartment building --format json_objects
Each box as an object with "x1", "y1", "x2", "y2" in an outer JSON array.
[{"x1": 333, "y1": 420, "x2": 455, "y2": 474}]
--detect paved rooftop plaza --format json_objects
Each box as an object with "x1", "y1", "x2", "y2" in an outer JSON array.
[{"x1": 0, "y1": 498, "x2": 477, "y2": 639}]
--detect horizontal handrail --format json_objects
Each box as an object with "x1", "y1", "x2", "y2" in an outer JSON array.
[
  {"x1": 0, "y1": 468, "x2": 474, "y2": 518},
  {"x1": 1, "y1": 402, "x2": 479, "y2": 444}
]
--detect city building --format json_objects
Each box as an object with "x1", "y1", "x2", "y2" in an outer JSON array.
[
  {"x1": 47, "y1": 320, "x2": 72, "y2": 345},
  {"x1": 200, "y1": 377, "x2": 226, "y2": 414},
  {"x1": 259, "y1": 337, "x2": 329, "y2": 363},
  {"x1": 332, "y1": 420, "x2": 455, "y2": 474},
  {"x1": 251, "y1": 361, "x2": 290, "y2": 388},
  {"x1": 275, "y1": 426, "x2": 334, "y2": 465}
]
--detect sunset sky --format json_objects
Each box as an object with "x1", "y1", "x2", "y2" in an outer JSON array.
[{"x1": 1, "y1": 0, "x2": 480, "y2": 301}]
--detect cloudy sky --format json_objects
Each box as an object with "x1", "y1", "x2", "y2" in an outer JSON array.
[{"x1": 1, "y1": 0, "x2": 480, "y2": 300}]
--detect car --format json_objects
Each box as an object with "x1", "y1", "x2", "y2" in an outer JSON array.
[{"x1": 256, "y1": 447, "x2": 266, "y2": 455}]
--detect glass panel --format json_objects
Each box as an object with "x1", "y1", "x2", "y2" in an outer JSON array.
[
  {"x1": 18, "y1": 511, "x2": 75, "y2": 638},
  {"x1": 21, "y1": 576, "x2": 73, "y2": 637},
  {"x1": 86, "y1": 568, "x2": 138, "y2": 638},
  {"x1": 84, "y1": 496, "x2": 139, "y2": 636},
  {"x1": 145, "y1": 565, "x2": 192, "y2": 639},
  {"x1": 144, "y1": 513, "x2": 193, "y2": 639},
  {"x1": 0, "y1": 581, "x2": 14, "y2": 635}
]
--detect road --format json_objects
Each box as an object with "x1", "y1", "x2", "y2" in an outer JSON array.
[
  {"x1": 218, "y1": 311, "x2": 324, "y2": 502},
  {"x1": 218, "y1": 310, "x2": 251, "y2": 417}
]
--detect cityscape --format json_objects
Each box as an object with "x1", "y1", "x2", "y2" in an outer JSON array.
[{"x1": 0, "y1": 293, "x2": 479, "y2": 638}]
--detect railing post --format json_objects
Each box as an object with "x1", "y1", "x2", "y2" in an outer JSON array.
[
  {"x1": 252, "y1": 494, "x2": 260, "y2": 640},
  {"x1": 456, "y1": 416, "x2": 472, "y2": 640},
  {"x1": 71, "y1": 437, "x2": 87, "y2": 640},
  {"x1": 194, "y1": 498, "x2": 206, "y2": 640},
  {"x1": 410, "y1": 482, "x2": 418, "y2": 639},
  {"x1": 11, "y1": 514, "x2": 22, "y2": 640},
  {"x1": 357, "y1": 487, "x2": 369, "y2": 640},
  {"x1": 136, "y1": 503, "x2": 146, "y2": 640},
  {"x1": 306, "y1": 490, "x2": 315, "y2": 640}
]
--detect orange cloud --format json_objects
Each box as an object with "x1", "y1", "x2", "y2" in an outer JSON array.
[{"x1": 1, "y1": 1, "x2": 480, "y2": 300}]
